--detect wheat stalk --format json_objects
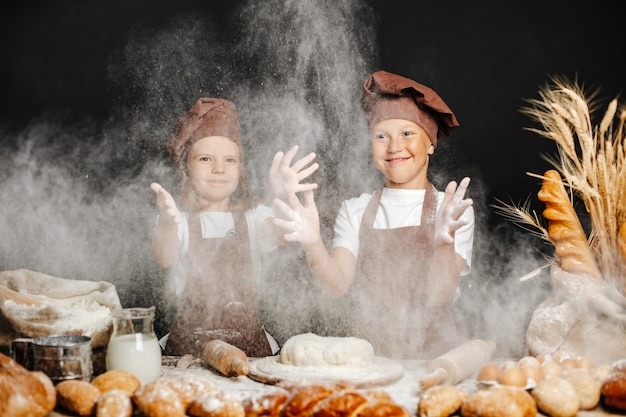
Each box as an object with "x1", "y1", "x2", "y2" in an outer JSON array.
[{"x1": 505, "y1": 76, "x2": 626, "y2": 292}]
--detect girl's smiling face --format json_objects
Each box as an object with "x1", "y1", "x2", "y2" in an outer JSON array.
[
  {"x1": 187, "y1": 136, "x2": 241, "y2": 211},
  {"x1": 371, "y1": 118, "x2": 434, "y2": 189}
]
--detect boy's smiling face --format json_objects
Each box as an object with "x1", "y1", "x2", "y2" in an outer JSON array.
[{"x1": 370, "y1": 118, "x2": 434, "y2": 189}]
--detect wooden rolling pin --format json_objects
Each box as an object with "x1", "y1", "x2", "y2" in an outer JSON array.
[
  {"x1": 419, "y1": 339, "x2": 496, "y2": 389},
  {"x1": 202, "y1": 339, "x2": 250, "y2": 377}
]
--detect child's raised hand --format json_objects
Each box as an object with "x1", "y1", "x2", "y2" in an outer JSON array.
[
  {"x1": 272, "y1": 190, "x2": 320, "y2": 246},
  {"x1": 150, "y1": 182, "x2": 182, "y2": 224},
  {"x1": 434, "y1": 177, "x2": 473, "y2": 246},
  {"x1": 269, "y1": 145, "x2": 319, "y2": 201}
]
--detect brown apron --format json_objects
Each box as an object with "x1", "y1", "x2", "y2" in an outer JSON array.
[
  {"x1": 350, "y1": 184, "x2": 458, "y2": 359},
  {"x1": 165, "y1": 211, "x2": 272, "y2": 358}
]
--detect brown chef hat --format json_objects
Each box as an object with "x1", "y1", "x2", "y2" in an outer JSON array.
[
  {"x1": 361, "y1": 70, "x2": 459, "y2": 147},
  {"x1": 164, "y1": 97, "x2": 241, "y2": 164}
]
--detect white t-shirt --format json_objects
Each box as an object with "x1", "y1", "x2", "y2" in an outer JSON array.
[
  {"x1": 332, "y1": 187, "x2": 474, "y2": 275},
  {"x1": 169, "y1": 204, "x2": 276, "y2": 297}
]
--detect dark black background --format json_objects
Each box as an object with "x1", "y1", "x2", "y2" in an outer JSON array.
[
  {"x1": 1, "y1": 1, "x2": 623, "y2": 213},
  {"x1": 0, "y1": 0, "x2": 623, "y2": 355}
]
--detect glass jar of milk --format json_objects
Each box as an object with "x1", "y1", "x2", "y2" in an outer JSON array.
[{"x1": 106, "y1": 306, "x2": 162, "y2": 384}]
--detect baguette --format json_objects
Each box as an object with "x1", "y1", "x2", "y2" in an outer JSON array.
[{"x1": 538, "y1": 170, "x2": 602, "y2": 281}]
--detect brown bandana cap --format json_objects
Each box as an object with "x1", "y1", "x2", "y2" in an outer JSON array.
[
  {"x1": 165, "y1": 97, "x2": 241, "y2": 164},
  {"x1": 361, "y1": 70, "x2": 459, "y2": 148}
]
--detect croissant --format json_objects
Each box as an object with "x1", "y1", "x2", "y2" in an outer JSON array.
[
  {"x1": 538, "y1": 169, "x2": 602, "y2": 281},
  {"x1": 242, "y1": 382, "x2": 411, "y2": 417}
]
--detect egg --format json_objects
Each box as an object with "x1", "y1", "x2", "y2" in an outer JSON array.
[
  {"x1": 520, "y1": 364, "x2": 543, "y2": 384},
  {"x1": 497, "y1": 366, "x2": 527, "y2": 387},
  {"x1": 477, "y1": 362, "x2": 501, "y2": 382},
  {"x1": 518, "y1": 355, "x2": 541, "y2": 369},
  {"x1": 559, "y1": 358, "x2": 579, "y2": 371},
  {"x1": 576, "y1": 355, "x2": 595, "y2": 370},
  {"x1": 541, "y1": 360, "x2": 563, "y2": 378}
]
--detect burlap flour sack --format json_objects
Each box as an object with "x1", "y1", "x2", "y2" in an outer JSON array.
[
  {"x1": 526, "y1": 265, "x2": 626, "y2": 365},
  {"x1": 0, "y1": 269, "x2": 122, "y2": 373}
]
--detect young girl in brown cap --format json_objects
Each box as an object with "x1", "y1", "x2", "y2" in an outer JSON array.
[
  {"x1": 273, "y1": 70, "x2": 474, "y2": 359},
  {"x1": 150, "y1": 97, "x2": 318, "y2": 358}
]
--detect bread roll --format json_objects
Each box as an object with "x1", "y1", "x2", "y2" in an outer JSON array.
[
  {"x1": 461, "y1": 387, "x2": 525, "y2": 417},
  {"x1": 563, "y1": 368, "x2": 600, "y2": 410},
  {"x1": 132, "y1": 380, "x2": 186, "y2": 417},
  {"x1": 92, "y1": 369, "x2": 141, "y2": 394},
  {"x1": 601, "y1": 371, "x2": 626, "y2": 411},
  {"x1": 56, "y1": 379, "x2": 102, "y2": 417},
  {"x1": 488, "y1": 386, "x2": 536, "y2": 417},
  {"x1": 531, "y1": 376, "x2": 579, "y2": 417},
  {"x1": 95, "y1": 388, "x2": 133, "y2": 417},
  {"x1": 417, "y1": 384, "x2": 467, "y2": 417}
]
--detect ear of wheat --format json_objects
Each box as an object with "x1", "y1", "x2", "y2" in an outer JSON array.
[{"x1": 493, "y1": 76, "x2": 626, "y2": 294}]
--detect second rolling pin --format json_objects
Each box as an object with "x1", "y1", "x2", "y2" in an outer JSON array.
[{"x1": 419, "y1": 339, "x2": 496, "y2": 389}]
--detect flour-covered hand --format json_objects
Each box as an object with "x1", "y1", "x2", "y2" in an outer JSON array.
[
  {"x1": 150, "y1": 182, "x2": 182, "y2": 224},
  {"x1": 272, "y1": 190, "x2": 321, "y2": 246},
  {"x1": 434, "y1": 177, "x2": 473, "y2": 245},
  {"x1": 269, "y1": 145, "x2": 319, "y2": 201}
]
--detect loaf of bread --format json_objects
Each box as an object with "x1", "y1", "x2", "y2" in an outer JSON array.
[
  {"x1": 0, "y1": 352, "x2": 56, "y2": 417},
  {"x1": 538, "y1": 169, "x2": 602, "y2": 281}
]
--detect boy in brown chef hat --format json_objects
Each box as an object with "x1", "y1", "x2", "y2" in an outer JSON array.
[
  {"x1": 150, "y1": 97, "x2": 318, "y2": 358},
  {"x1": 273, "y1": 70, "x2": 474, "y2": 359}
]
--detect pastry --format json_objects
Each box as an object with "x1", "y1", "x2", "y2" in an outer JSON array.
[
  {"x1": 187, "y1": 389, "x2": 245, "y2": 417},
  {"x1": 417, "y1": 384, "x2": 467, "y2": 417},
  {"x1": 95, "y1": 388, "x2": 133, "y2": 417},
  {"x1": 55, "y1": 379, "x2": 102, "y2": 417},
  {"x1": 241, "y1": 387, "x2": 290, "y2": 417},
  {"x1": 158, "y1": 372, "x2": 219, "y2": 410},
  {"x1": 132, "y1": 380, "x2": 186, "y2": 417},
  {"x1": 92, "y1": 369, "x2": 141, "y2": 394}
]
